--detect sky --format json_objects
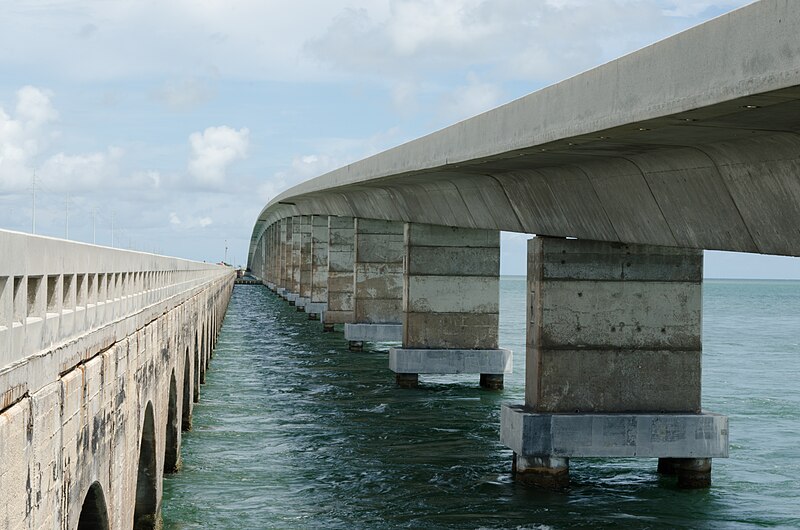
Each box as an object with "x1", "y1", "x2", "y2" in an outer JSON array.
[{"x1": 0, "y1": 0, "x2": 797, "y2": 278}]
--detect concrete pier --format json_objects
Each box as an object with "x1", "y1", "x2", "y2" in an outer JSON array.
[
  {"x1": 290, "y1": 216, "x2": 302, "y2": 304},
  {"x1": 323, "y1": 216, "x2": 355, "y2": 332},
  {"x1": 500, "y1": 237, "x2": 728, "y2": 488},
  {"x1": 280, "y1": 217, "x2": 292, "y2": 300},
  {"x1": 296, "y1": 215, "x2": 312, "y2": 310},
  {"x1": 344, "y1": 219, "x2": 404, "y2": 350},
  {"x1": 388, "y1": 224, "x2": 511, "y2": 388},
  {"x1": 306, "y1": 215, "x2": 329, "y2": 320}
]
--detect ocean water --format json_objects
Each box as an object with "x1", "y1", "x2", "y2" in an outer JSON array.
[{"x1": 162, "y1": 278, "x2": 800, "y2": 529}]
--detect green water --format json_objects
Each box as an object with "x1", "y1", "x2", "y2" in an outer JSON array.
[{"x1": 162, "y1": 278, "x2": 800, "y2": 529}]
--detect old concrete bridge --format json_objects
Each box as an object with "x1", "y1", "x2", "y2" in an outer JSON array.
[
  {"x1": 2, "y1": 1, "x2": 799, "y2": 528},
  {"x1": 248, "y1": 0, "x2": 799, "y2": 490},
  {"x1": 0, "y1": 230, "x2": 234, "y2": 528}
]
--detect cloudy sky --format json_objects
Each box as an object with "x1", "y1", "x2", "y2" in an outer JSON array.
[{"x1": 0, "y1": 0, "x2": 797, "y2": 277}]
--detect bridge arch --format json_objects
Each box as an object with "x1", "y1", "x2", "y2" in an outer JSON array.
[
  {"x1": 164, "y1": 371, "x2": 179, "y2": 473},
  {"x1": 133, "y1": 401, "x2": 158, "y2": 530},
  {"x1": 182, "y1": 347, "x2": 192, "y2": 431},
  {"x1": 77, "y1": 481, "x2": 109, "y2": 530}
]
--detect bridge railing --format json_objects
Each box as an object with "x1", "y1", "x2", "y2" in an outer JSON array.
[{"x1": 0, "y1": 229, "x2": 230, "y2": 378}]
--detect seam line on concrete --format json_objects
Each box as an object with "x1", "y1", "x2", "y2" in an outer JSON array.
[
  {"x1": 688, "y1": 144, "x2": 763, "y2": 254},
  {"x1": 484, "y1": 172, "x2": 527, "y2": 234},
  {"x1": 570, "y1": 162, "x2": 622, "y2": 242},
  {"x1": 620, "y1": 155, "x2": 680, "y2": 246}
]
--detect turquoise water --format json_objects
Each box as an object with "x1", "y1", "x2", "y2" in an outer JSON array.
[{"x1": 162, "y1": 278, "x2": 800, "y2": 529}]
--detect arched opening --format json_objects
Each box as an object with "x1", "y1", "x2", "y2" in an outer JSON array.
[
  {"x1": 164, "y1": 372, "x2": 179, "y2": 473},
  {"x1": 182, "y1": 347, "x2": 192, "y2": 431},
  {"x1": 77, "y1": 481, "x2": 109, "y2": 530},
  {"x1": 133, "y1": 402, "x2": 158, "y2": 530},
  {"x1": 193, "y1": 333, "x2": 200, "y2": 403}
]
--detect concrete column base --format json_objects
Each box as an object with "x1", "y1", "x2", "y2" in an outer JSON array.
[
  {"x1": 344, "y1": 323, "x2": 402, "y2": 343},
  {"x1": 349, "y1": 341, "x2": 363, "y2": 352},
  {"x1": 266, "y1": 282, "x2": 276, "y2": 290},
  {"x1": 513, "y1": 454, "x2": 569, "y2": 489},
  {"x1": 675, "y1": 458, "x2": 712, "y2": 489},
  {"x1": 389, "y1": 348, "x2": 512, "y2": 376},
  {"x1": 322, "y1": 323, "x2": 335, "y2": 333},
  {"x1": 396, "y1": 373, "x2": 419, "y2": 388},
  {"x1": 501, "y1": 406, "x2": 727, "y2": 488},
  {"x1": 295, "y1": 297, "x2": 310, "y2": 309},
  {"x1": 479, "y1": 374, "x2": 504, "y2": 390},
  {"x1": 304, "y1": 302, "x2": 327, "y2": 320}
]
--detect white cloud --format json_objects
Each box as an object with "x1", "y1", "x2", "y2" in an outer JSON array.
[
  {"x1": 187, "y1": 125, "x2": 250, "y2": 187},
  {"x1": 39, "y1": 146, "x2": 124, "y2": 192},
  {"x1": 169, "y1": 211, "x2": 213, "y2": 229},
  {"x1": 0, "y1": 86, "x2": 59, "y2": 191},
  {"x1": 440, "y1": 73, "x2": 503, "y2": 121}
]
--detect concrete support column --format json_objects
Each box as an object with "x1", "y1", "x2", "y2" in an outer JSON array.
[
  {"x1": 344, "y1": 218, "x2": 404, "y2": 350},
  {"x1": 271, "y1": 223, "x2": 280, "y2": 291},
  {"x1": 289, "y1": 216, "x2": 301, "y2": 304},
  {"x1": 501, "y1": 237, "x2": 727, "y2": 489},
  {"x1": 388, "y1": 224, "x2": 511, "y2": 388},
  {"x1": 323, "y1": 216, "x2": 355, "y2": 332},
  {"x1": 279, "y1": 218, "x2": 291, "y2": 298},
  {"x1": 297, "y1": 216, "x2": 312, "y2": 310},
  {"x1": 306, "y1": 215, "x2": 329, "y2": 320}
]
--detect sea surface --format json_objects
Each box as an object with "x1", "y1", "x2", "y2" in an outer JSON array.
[{"x1": 162, "y1": 278, "x2": 800, "y2": 529}]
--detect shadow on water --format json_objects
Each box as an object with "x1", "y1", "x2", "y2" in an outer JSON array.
[{"x1": 163, "y1": 281, "x2": 800, "y2": 529}]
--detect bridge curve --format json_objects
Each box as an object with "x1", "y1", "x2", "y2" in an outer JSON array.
[
  {"x1": 0, "y1": 229, "x2": 234, "y2": 528},
  {"x1": 249, "y1": 0, "x2": 800, "y2": 266}
]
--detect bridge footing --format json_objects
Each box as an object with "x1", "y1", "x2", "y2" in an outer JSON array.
[
  {"x1": 388, "y1": 348, "x2": 511, "y2": 388},
  {"x1": 501, "y1": 406, "x2": 728, "y2": 489},
  {"x1": 344, "y1": 323, "x2": 402, "y2": 344},
  {"x1": 305, "y1": 302, "x2": 327, "y2": 320}
]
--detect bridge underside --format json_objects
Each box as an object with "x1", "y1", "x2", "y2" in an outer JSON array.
[{"x1": 259, "y1": 100, "x2": 800, "y2": 257}]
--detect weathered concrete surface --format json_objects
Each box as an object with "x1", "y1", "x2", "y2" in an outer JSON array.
[
  {"x1": 299, "y1": 216, "x2": 312, "y2": 303},
  {"x1": 344, "y1": 323, "x2": 402, "y2": 342},
  {"x1": 308, "y1": 215, "x2": 329, "y2": 318},
  {"x1": 526, "y1": 237, "x2": 703, "y2": 413},
  {"x1": 500, "y1": 406, "x2": 729, "y2": 459},
  {"x1": 0, "y1": 229, "x2": 234, "y2": 529},
  {"x1": 402, "y1": 224, "x2": 500, "y2": 349},
  {"x1": 280, "y1": 218, "x2": 290, "y2": 292},
  {"x1": 324, "y1": 216, "x2": 355, "y2": 326},
  {"x1": 389, "y1": 348, "x2": 512, "y2": 374},
  {"x1": 290, "y1": 216, "x2": 301, "y2": 296},
  {"x1": 248, "y1": 0, "x2": 800, "y2": 270},
  {"x1": 390, "y1": 223, "x2": 510, "y2": 386},
  {"x1": 499, "y1": 235, "x2": 726, "y2": 488},
  {"x1": 353, "y1": 219, "x2": 404, "y2": 325}
]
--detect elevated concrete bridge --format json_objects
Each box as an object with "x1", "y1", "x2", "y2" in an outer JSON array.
[
  {"x1": 0, "y1": 230, "x2": 234, "y2": 528},
  {"x1": 248, "y1": 0, "x2": 799, "y2": 489}
]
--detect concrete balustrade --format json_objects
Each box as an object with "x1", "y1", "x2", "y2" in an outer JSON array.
[
  {"x1": 500, "y1": 237, "x2": 727, "y2": 488},
  {"x1": 0, "y1": 229, "x2": 234, "y2": 528},
  {"x1": 389, "y1": 223, "x2": 512, "y2": 388},
  {"x1": 344, "y1": 219, "x2": 404, "y2": 350}
]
